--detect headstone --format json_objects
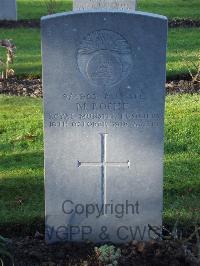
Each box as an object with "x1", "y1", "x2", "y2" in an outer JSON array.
[
  {"x1": 73, "y1": 0, "x2": 136, "y2": 11},
  {"x1": 0, "y1": 0, "x2": 17, "y2": 21},
  {"x1": 42, "y1": 3, "x2": 167, "y2": 243}
]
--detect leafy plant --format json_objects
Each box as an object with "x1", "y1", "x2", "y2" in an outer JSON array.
[
  {"x1": 0, "y1": 235, "x2": 14, "y2": 266},
  {"x1": 0, "y1": 39, "x2": 16, "y2": 80},
  {"x1": 95, "y1": 245, "x2": 121, "y2": 266},
  {"x1": 42, "y1": 0, "x2": 62, "y2": 15}
]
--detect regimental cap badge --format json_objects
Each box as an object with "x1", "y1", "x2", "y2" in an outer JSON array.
[{"x1": 77, "y1": 30, "x2": 133, "y2": 87}]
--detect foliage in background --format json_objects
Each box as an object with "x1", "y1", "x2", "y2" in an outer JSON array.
[
  {"x1": 42, "y1": 0, "x2": 63, "y2": 14},
  {"x1": 0, "y1": 40, "x2": 16, "y2": 80}
]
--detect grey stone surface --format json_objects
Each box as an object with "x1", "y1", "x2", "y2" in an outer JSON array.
[
  {"x1": 0, "y1": 0, "x2": 17, "y2": 21},
  {"x1": 73, "y1": 0, "x2": 136, "y2": 11},
  {"x1": 42, "y1": 10, "x2": 167, "y2": 244}
]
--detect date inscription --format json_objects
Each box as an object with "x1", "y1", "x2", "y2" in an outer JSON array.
[
  {"x1": 46, "y1": 89, "x2": 163, "y2": 129},
  {"x1": 48, "y1": 112, "x2": 163, "y2": 129}
]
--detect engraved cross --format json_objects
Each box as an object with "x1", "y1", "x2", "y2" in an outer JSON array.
[{"x1": 78, "y1": 133, "x2": 130, "y2": 205}]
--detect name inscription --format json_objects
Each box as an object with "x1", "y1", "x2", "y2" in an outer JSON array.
[{"x1": 46, "y1": 89, "x2": 163, "y2": 129}]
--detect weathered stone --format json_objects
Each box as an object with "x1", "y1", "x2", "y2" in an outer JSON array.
[{"x1": 42, "y1": 10, "x2": 167, "y2": 243}]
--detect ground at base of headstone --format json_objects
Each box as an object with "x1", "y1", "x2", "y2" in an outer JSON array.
[
  {"x1": 0, "y1": 19, "x2": 40, "y2": 28},
  {"x1": 12, "y1": 235, "x2": 200, "y2": 266},
  {"x1": 0, "y1": 77, "x2": 200, "y2": 98}
]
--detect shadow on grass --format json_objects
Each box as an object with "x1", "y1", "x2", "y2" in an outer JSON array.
[
  {"x1": 164, "y1": 156, "x2": 200, "y2": 192},
  {"x1": 163, "y1": 155, "x2": 200, "y2": 227},
  {"x1": 0, "y1": 151, "x2": 44, "y2": 235},
  {"x1": 165, "y1": 142, "x2": 189, "y2": 154},
  {"x1": 0, "y1": 147, "x2": 199, "y2": 236},
  {"x1": 0, "y1": 151, "x2": 44, "y2": 171}
]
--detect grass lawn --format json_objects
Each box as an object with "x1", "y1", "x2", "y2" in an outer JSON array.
[
  {"x1": 0, "y1": 94, "x2": 199, "y2": 228},
  {"x1": 16, "y1": 0, "x2": 200, "y2": 20},
  {"x1": 17, "y1": 0, "x2": 72, "y2": 20},
  {"x1": 0, "y1": 28, "x2": 41, "y2": 77},
  {"x1": 137, "y1": 0, "x2": 200, "y2": 20},
  {"x1": 164, "y1": 94, "x2": 200, "y2": 227},
  {"x1": 0, "y1": 28, "x2": 199, "y2": 79},
  {"x1": 0, "y1": 96, "x2": 44, "y2": 224}
]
